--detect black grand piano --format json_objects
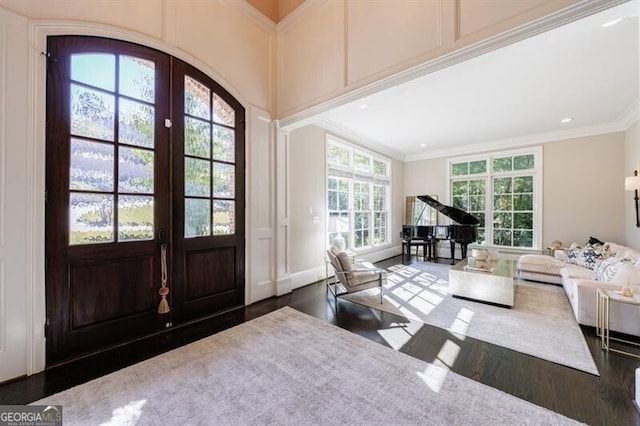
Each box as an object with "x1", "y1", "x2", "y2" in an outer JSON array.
[{"x1": 402, "y1": 195, "x2": 479, "y2": 264}]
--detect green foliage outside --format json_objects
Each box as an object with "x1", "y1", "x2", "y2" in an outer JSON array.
[
  {"x1": 328, "y1": 144, "x2": 349, "y2": 166},
  {"x1": 354, "y1": 153, "x2": 370, "y2": 172},
  {"x1": 469, "y1": 160, "x2": 486, "y2": 174},
  {"x1": 493, "y1": 157, "x2": 512, "y2": 172},
  {"x1": 354, "y1": 183, "x2": 369, "y2": 210},
  {"x1": 373, "y1": 159, "x2": 387, "y2": 176},
  {"x1": 72, "y1": 201, "x2": 153, "y2": 244},
  {"x1": 451, "y1": 162, "x2": 468, "y2": 176},
  {"x1": 71, "y1": 230, "x2": 113, "y2": 245},
  {"x1": 213, "y1": 211, "x2": 233, "y2": 235},
  {"x1": 185, "y1": 117, "x2": 210, "y2": 158},
  {"x1": 514, "y1": 154, "x2": 534, "y2": 170}
]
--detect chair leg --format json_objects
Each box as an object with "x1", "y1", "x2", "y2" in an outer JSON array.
[{"x1": 379, "y1": 277, "x2": 383, "y2": 304}]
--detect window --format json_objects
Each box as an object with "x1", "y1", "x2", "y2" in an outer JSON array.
[
  {"x1": 327, "y1": 136, "x2": 391, "y2": 251},
  {"x1": 448, "y1": 148, "x2": 541, "y2": 249},
  {"x1": 183, "y1": 76, "x2": 236, "y2": 237},
  {"x1": 373, "y1": 185, "x2": 387, "y2": 245},
  {"x1": 327, "y1": 177, "x2": 350, "y2": 248}
]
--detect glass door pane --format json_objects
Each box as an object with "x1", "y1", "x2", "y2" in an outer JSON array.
[
  {"x1": 69, "y1": 53, "x2": 156, "y2": 244},
  {"x1": 183, "y1": 75, "x2": 236, "y2": 237}
]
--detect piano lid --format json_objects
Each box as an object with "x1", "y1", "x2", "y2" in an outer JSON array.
[{"x1": 417, "y1": 195, "x2": 480, "y2": 226}]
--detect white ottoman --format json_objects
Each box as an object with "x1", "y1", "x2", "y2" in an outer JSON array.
[{"x1": 517, "y1": 254, "x2": 566, "y2": 285}]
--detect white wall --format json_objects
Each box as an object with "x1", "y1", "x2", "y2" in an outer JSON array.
[
  {"x1": 0, "y1": 0, "x2": 275, "y2": 382},
  {"x1": 625, "y1": 119, "x2": 640, "y2": 249},
  {"x1": 403, "y1": 132, "x2": 627, "y2": 255},
  {"x1": 543, "y1": 132, "x2": 626, "y2": 247},
  {"x1": 390, "y1": 157, "x2": 405, "y2": 254},
  {"x1": 0, "y1": 5, "x2": 30, "y2": 383},
  {"x1": 404, "y1": 157, "x2": 449, "y2": 202},
  {"x1": 289, "y1": 125, "x2": 326, "y2": 284},
  {"x1": 287, "y1": 125, "x2": 404, "y2": 288}
]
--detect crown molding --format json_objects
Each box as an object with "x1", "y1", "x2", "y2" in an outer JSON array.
[
  {"x1": 293, "y1": 102, "x2": 637, "y2": 164},
  {"x1": 276, "y1": 0, "x2": 328, "y2": 33},
  {"x1": 404, "y1": 120, "x2": 630, "y2": 162},
  {"x1": 277, "y1": 0, "x2": 627, "y2": 128},
  {"x1": 219, "y1": 0, "x2": 277, "y2": 34},
  {"x1": 315, "y1": 118, "x2": 405, "y2": 161},
  {"x1": 619, "y1": 99, "x2": 640, "y2": 130}
]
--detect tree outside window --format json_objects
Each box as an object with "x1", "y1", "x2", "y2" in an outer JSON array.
[
  {"x1": 449, "y1": 149, "x2": 540, "y2": 249},
  {"x1": 353, "y1": 182, "x2": 370, "y2": 248},
  {"x1": 327, "y1": 177, "x2": 350, "y2": 247},
  {"x1": 326, "y1": 138, "x2": 390, "y2": 251}
]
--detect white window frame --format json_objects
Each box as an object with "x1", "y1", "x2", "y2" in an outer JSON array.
[
  {"x1": 447, "y1": 146, "x2": 543, "y2": 251},
  {"x1": 326, "y1": 135, "x2": 391, "y2": 252}
]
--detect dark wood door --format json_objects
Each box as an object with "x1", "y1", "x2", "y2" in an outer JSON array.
[
  {"x1": 45, "y1": 36, "x2": 245, "y2": 365},
  {"x1": 170, "y1": 61, "x2": 245, "y2": 323}
]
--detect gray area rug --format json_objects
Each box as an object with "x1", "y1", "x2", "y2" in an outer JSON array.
[
  {"x1": 35, "y1": 307, "x2": 583, "y2": 425},
  {"x1": 343, "y1": 262, "x2": 599, "y2": 376}
]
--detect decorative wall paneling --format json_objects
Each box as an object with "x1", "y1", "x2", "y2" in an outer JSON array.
[
  {"x1": 278, "y1": 0, "x2": 345, "y2": 119},
  {"x1": 248, "y1": 107, "x2": 276, "y2": 303},
  {"x1": 0, "y1": 22, "x2": 4, "y2": 250},
  {"x1": 0, "y1": 261, "x2": 5, "y2": 354},
  {"x1": 0, "y1": 24, "x2": 5, "y2": 369},
  {"x1": 277, "y1": 0, "x2": 626, "y2": 122},
  {"x1": 455, "y1": 0, "x2": 574, "y2": 42},
  {"x1": 346, "y1": 0, "x2": 445, "y2": 88},
  {"x1": 0, "y1": 8, "x2": 31, "y2": 382}
]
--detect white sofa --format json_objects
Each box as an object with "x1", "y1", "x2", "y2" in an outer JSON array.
[{"x1": 517, "y1": 242, "x2": 640, "y2": 336}]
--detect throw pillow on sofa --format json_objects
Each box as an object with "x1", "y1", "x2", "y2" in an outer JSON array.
[
  {"x1": 566, "y1": 243, "x2": 610, "y2": 269},
  {"x1": 593, "y1": 255, "x2": 640, "y2": 284},
  {"x1": 593, "y1": 256, "x2": 626, "y2": 282}
]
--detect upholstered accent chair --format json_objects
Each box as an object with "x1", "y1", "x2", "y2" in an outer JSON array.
[{"x1": 326, "y1": 247, "x2": 386, "y2": 304}]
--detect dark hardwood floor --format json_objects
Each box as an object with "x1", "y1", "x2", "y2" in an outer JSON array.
[{"x1": 1, "y1": 255, "x2": 639, "y2": 425}]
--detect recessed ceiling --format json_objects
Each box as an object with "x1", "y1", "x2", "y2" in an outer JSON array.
[
  {"x1": 313, "y1": 2, "x2": 639, "y2": 161},
  {"x1": 244, "y1": 0, "x2": 305, "y2": 23}
]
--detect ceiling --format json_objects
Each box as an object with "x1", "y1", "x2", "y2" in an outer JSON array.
[
  {"x1": 244, "y1": 0, "x2": 305, "y2": 23},
  {"x1": 311, "y1": 1, "x2": 639, "y2": 162}
]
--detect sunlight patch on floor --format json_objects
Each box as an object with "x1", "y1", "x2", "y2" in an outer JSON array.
[
  {"x1": 376, "y1": 321, "x2": 423, "y2": 350},
  {"x1": 395, "y1": 266, "x2": 421, "y2": 278},
  {"x1": 448, "y1": 307, "x2": 475, "y2": 340},
  {"x1": 417, "y1": 364, "x2": 448, "y2": 393},
  {"x1": 388, "y1": 274, "x2": 407, "y2": 285},
  {"x1": 387, "y1": 264, "x2": 410, "y2": 273},
  {"x1": 382, "y1": 268, "x2": 449, "y2": 317},
  {"x1": 434, "y1": 339, "x2": 461, "y2": 369},
  {"x1": 402, "y1": 293, "x2": 440, "y2": 316},
  {"x1": 417, "y1": 339, "x2": 460, "y2": 393},
  {"x1": 100, "y1": 399, "x2": 146, "y2": 426}
]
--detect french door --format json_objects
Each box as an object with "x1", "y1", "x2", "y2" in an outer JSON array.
[{"x1": 45, "y1": 36, "x2": 245, "y2": 365}]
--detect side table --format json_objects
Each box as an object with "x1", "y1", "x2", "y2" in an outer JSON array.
[{"x1": 596, "y1": 288, "x2": 640, "y2": 359}]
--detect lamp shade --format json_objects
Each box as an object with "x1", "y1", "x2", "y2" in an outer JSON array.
[{"x1": 626, "y1": 175, "x2": 640, "y2": 191}]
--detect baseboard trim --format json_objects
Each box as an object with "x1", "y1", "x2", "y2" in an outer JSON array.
[{"x1": 291, "y1": 265, "x2": 326, "y2": 290}]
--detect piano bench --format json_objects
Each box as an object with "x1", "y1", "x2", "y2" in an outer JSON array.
[{"x1": 402, "y1": 239, "x2": 430, "y2": 262}]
